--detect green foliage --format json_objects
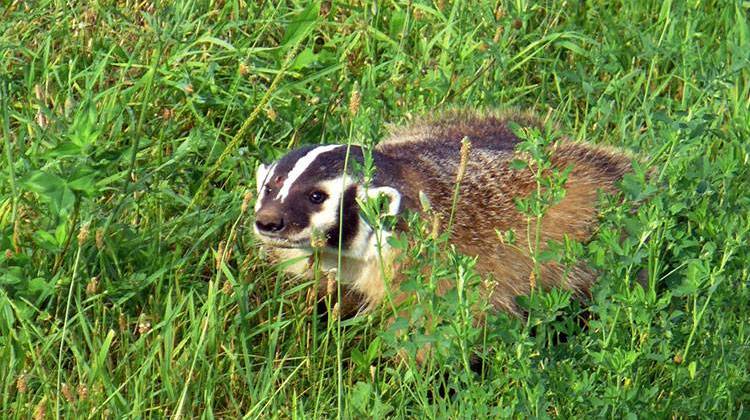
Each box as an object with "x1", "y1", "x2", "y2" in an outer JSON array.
[{"x1": 1, "y1": 0, "x2": 749, "y2": 417}]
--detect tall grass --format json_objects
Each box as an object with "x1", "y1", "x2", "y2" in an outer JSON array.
[{"x1": 1, "y1": 0, "x2": 748, "y2": 417}]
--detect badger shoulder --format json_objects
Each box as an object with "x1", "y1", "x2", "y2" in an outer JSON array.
[
  {"x1": 376, "y1": 109, "x2": 541, "y2": 154},
  {"x1": 370, "y1": 110, "x2": 535, "y2": 206},
  {"x1": 373, "y1": 110, "x2": 635, "y2": 212}
]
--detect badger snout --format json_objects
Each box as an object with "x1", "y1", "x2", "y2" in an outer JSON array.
[{"x1": 255, "y1": 208, "x2": 285, "y2": 234}]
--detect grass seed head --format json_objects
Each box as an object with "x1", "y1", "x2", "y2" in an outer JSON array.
[
  {"x1": 305, "y1": 287, "x2": 317, "y2": 315},
  {"x1": 78, "y1": 223, "x2": 90, "y2": 246},
  {"x1": 430, "y1": 213, "x2": 442, "y2": 240},
  {"x1": 95, "y1": 228, "x2": 104, "y2": 250},
  {"x1": 61, "y1": 382, "x2": 75, "y2": 403},
  {"x1": 349, "y1": 87, "x2": 361, "y2": 116},
  {"x1": 161, "y1": 108, "x2": 174, "y2": 120},
  {"x1": 305, "y1": 286, "x2": 316, "y2": 306},
  {"x1": 85, "y1": 277, "x2": 99, "y2": 296},
  {"x1": 310, "y1": 229, "x2": 326, "y2": 249},
  {"x1": 326, "y1": 270, "x2": 336, "y2": 295},
  {"x1": 484, "y1": 277, "x2": 499, "y2": 301},
  {"x1": 241, "y1": 190, "x2": 253, "y2": 214},
  {"x1": 33, "y1": 398, "x2": 46, "y2": 420},
  {"x1": 494, "y1": 6, "x2": 505, "y2": 20},
  {"x1": 77, "y1": 383, "x2": 88, "y2": 401},
  {"x1": 33, "y1": 84, "x2": 45, "y2": 102},
  {"x1": 493, "y1": 26, "x2": 504, "y2": 43},
  {"x1": 216, "y1": 241, "x2": 225, "y2": 270},
  {"x1": 36, "y1": 109, "x2": 48, "y2": 129},
  {"x1": 16, "y1": 374, "x2": 26, "y2": 394},
  {"x1": 456, "y1": 137, "x2": 472, "y2": 183},
  {"x1": 34, "y1": 84, "x2": 48, "y2": 128},
  {"x1": 221, "y1": 279, "x2": 233, "y2": 295},
  {"x1": 138, "y1": 320, "x2": 151, "y2": 336},
  {"x1": 266, "y1": 106, "x2": 277, "y2": 121}
]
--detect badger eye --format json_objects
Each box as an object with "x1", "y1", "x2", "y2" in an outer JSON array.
[
  {"x1": 264, "y1": 185, "x2": 272, "y2": 194},
  {"x1": 309, "y1": 190, "x2": 327, "y2": 204}
]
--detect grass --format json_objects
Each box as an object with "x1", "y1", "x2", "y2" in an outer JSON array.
[{"x1": 1, "y1": 0, "x2": 749, "y2": 417}]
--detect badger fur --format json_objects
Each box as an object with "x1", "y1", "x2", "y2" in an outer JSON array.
[{"x1": 253, "y1": 111, "x2": 634, "y2": 316}]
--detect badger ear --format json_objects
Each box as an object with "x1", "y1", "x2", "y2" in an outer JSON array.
[
  {"x1": 365, "y1": 186, "x2": 401, "y2": 216},
  {"x1": 255, "y1": 163, "x2": 270, "y2": 193}
]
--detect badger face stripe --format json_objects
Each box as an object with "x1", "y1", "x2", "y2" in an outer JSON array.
[
  {"x1": 275, "y1": 144, "x2": 343, "y2": 202},
  {"x1": 255, "y1": 162, "x2": 277, "y2": 211},
  {"x1": 255, "y1": 163, "x2": 271, "y2": 193},
  {"x1": 325, "y1": 183, "x2": 360, "y2": 249}
]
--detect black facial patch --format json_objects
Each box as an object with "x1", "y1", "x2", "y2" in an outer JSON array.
[
  {"x1": 325, "y1": 184, "x2": 359, "y2": 249},
  {"x1": 281, "y1": 196, "x2": 312, "y2": 235}
]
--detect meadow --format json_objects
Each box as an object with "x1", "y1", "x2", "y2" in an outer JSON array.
[{"x1": 1, "y1": 0, "x2": 749, "y2": 417}]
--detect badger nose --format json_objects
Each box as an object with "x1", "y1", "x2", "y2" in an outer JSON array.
[{"x1": 255, "y1": 209, "x2": 285, "y2": 233}]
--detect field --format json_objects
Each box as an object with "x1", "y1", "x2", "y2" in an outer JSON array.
[{"x1": 1, "y1": 0, "x2": 749, "y2": 417}]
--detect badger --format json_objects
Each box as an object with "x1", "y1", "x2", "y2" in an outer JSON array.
[{"x1": 253, "y1": 111, "x2": 634, "y2": 317}]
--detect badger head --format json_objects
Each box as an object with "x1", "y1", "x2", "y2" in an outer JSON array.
[{"x1": 254, "y1": 144, "x2": 401, "y2": 259}]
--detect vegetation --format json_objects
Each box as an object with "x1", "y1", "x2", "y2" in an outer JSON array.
[{"x1": 1, "y1": 0, "x2": 749, "y2": 417}]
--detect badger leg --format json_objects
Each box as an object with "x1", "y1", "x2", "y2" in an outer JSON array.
[{"x1": 315, "y1": 278, "x2": 366, "y2": 320}]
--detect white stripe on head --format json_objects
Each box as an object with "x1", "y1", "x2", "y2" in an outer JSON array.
[
  {"x1": 276, "y1": 144, "x2": 342, "y2": 202},
  {"x1": 255, "y1": 163, "x2": 277, "y2": 211},
  {"x1": 255, "y1": 163, "x2": 271, "y2": 193}
]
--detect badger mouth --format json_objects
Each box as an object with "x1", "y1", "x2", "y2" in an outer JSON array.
[{"x1": 254, "y1": 230, "x2": 310, "y2": 249}]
